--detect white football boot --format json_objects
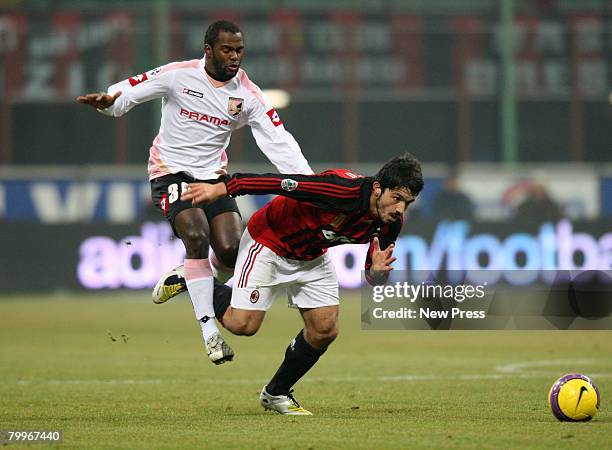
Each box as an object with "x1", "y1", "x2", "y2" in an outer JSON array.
[
  {"x1": 152, "y1": 265, "x2": 187, "y2": 304},
  {"x1": 205, "y1": 331, "x2": 234, "y2": 365},
  {"x1": 259, "y1": 386, "x2": 313, "y2": 415}
]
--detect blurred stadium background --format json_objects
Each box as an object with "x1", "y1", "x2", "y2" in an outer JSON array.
[
  {"x1": 1, "y1": 1, "x2": 611, "y2": 447},
  {"x1": 1, "y1": 0, "x2": 611, "y2": 290}
]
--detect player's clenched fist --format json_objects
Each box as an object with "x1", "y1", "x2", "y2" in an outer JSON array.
[
  {"x1": 181, "y1": 182, "x2": 228, "y2": 206},
  {"x1": 76, "y1": 91, "x2": 122, "y2": 110}
]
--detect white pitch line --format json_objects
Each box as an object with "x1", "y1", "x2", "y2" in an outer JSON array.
[
  {"x1": 6, "y1": 371, "x2": 611, "y2": 386},
  {"x1": 495, "y1": 359, "x2": 598, "y2": 373}
]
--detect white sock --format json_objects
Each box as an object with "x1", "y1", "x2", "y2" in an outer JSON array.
[{"x1": 184, "y1": 259, "x2": 219, "y2": 341}]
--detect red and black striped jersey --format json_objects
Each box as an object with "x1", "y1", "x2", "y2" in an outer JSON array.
[{"x1": 224, "y1": 169, "x2": 403, "y2": 267}]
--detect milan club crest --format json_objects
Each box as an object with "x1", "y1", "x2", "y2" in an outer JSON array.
[
  {"x1": 281, "y1": 178, "x2": 298, "y2": 191},
  {"x1": 249, "y1": 289, "x2": 260, "y2": 303},
  {"x1": 228, "y1": 97, "x2": 243, "y2": 117}
]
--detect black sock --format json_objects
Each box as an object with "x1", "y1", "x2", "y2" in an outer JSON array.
[
  {"x1": 266, "y1": 330, "x2": 327, "y2": 396},
  {"x1": 212, "y1": 278, "x2": 232, "y2": 320}
]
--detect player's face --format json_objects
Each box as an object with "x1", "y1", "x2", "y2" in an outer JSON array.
[
  {"x1": 371, "y1": 185, "x2": 415, "y2": 223},
  {"x1": 204, "y1": 31, "x2": 245, "y2": 81}
]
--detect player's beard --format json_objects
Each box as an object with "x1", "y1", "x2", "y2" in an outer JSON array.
[
  {"x1": 375, "y1": 197, "x2": 387, "y2": 223},
  {"x1": 208, "y1": 55, "x2": 239, "y2": 82},
  {"x1": 376, "y1": 197, "x2": 399, "y2": 223}
]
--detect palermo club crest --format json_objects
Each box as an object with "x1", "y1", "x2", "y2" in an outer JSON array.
[
  {"x1": 228, "y1": 97, "x2": 243, "y2": 117},
  {"x1": 281, "y1": 178, "x2": 298, "y2": 191}
]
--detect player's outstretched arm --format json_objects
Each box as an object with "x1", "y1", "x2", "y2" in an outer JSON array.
[
  {"x1": 224, "y1": 171, "x2": 366, "y2": 211},
  {"x1": 181, "y1": 182, "x2": 228, "y2": 206},
  {"x1": 76, "y1": 91, "x2": 122, "y2": 110}
]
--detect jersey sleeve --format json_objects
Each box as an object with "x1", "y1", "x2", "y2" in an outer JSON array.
[
  {"x1": 364, "y1": 218, "x2": 403, "y2": 285},
  {"x1": 224, "y1": 171, "x2": 370, "y2": 211},
  {"x1": 243, "y1": 80, "x2": 313, "y2": 175},
  {"x1": 98, "y1": 65, "x2": 174, "y2": 118}
]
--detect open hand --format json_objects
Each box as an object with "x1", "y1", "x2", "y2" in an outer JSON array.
[
  {"x1": 369, "y1": 237, "x2": 396, "y2": 272},
  {"x1": 180, "y1": 182, "x2": 228, "y2": 206},
  {"x1": 76, "y1": 91, "x2": 122, "y2": 109}
]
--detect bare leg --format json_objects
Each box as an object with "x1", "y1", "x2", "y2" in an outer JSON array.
[
  {"x1": 173, "y1": 208, "x2": 210, "y2": 259},
  {"x1": 300, "y1": 305, "x2": 339, "y2": 349},
  {"x1": 222, "y1": 307, "x2": 266, "y2": 336},
  {"x1": 209, "y1": 211, "x2": 242, "y2": 281}
]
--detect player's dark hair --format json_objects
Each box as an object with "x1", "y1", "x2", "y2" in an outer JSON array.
[
  {"x1": 205, "y1": 20, "x2": 242, "y2": 47},
  {"x1": 375, "y1": 153, "x2": 424, "y2": 196}
]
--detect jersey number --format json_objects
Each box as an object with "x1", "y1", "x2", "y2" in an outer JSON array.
[{"x1": 168, "y1": 182, "x2": 189, "y2": 203}]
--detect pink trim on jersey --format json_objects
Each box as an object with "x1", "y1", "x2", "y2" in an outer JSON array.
[
  {"x1": 184, "y1": 259, "x2": 213, "y2": 280},
  {"x1": 160, "y1": 59, "x2": 200, "y2": 75},
  {"x1": 220, "y1": 151, "x2": 228, "y2": 172},
  {"x1": 239, "y1": 70, "x2": 267, "y2": 106},
  {"x1": 147, "y1": 134, "x2": 170, "y2": 180}
]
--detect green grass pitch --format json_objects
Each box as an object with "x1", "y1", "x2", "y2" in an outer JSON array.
[{"x1": 1, "y1": 291, "x2": 610, "y2": 449}]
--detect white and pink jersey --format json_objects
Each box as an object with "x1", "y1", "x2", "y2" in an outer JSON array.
[{"x1": 99, "y1": 58, "x2": 313, "y2": 180}]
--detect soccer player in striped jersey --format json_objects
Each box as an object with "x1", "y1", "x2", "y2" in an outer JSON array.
[
  {"x1": 76, "y1": 20, "x2": 312, "y2": 366},
  {"x1": 180, "y1": 154, "x2": 424, "y2": 415}
]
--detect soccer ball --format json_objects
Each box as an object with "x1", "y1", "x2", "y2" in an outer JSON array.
[{"x1": 548, "y1": 373, "x2": 600, "y2": 421}]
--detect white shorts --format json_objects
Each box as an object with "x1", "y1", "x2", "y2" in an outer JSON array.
[{"x1": 230, "y1": 229, "x2": 339, "y2": 311}]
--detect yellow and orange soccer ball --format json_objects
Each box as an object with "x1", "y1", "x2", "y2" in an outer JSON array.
[{"x1": 548, "y1": 374, "x2": 601, "y2": 421}]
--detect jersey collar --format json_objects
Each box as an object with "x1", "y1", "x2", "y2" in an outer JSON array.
[{"x1": 360, "y1": 178, "x2": 375, "y2": 214}]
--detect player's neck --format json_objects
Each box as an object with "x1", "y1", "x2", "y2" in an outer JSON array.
[{"x1": 204, "y1": 66, "x2": 233, "y2": 85}]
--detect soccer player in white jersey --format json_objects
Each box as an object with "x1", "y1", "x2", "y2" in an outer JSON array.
[{"x1": 77, "y1": 20, "x2": 313, "y2": 365}]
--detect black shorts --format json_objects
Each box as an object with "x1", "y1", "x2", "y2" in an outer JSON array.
[{"x1": 150, "y1": 172, "x2": 241, "y2": 236}]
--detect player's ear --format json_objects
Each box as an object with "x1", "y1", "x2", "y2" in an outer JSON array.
[{"x1": 372, "y1": 181, "x2": 382, "y2": 198}]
